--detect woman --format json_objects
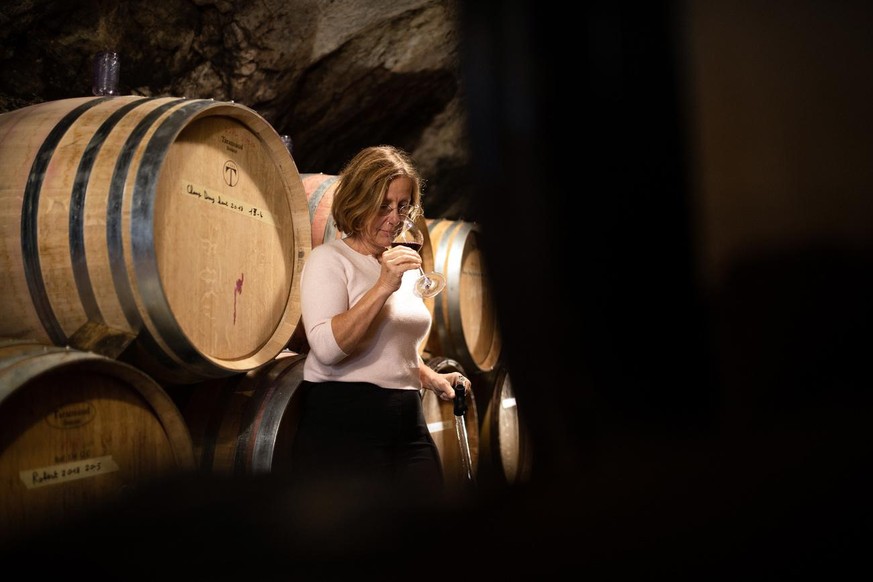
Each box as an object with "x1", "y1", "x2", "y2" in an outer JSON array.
[{"x1": 290, "y1": 145, "x2": 469, "y2": 496}]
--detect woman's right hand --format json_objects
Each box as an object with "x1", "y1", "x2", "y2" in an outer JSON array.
[{"x1": 379, "y1": 245, "x2": 422, "y2": 290}]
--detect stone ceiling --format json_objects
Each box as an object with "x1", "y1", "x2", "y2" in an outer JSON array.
[{"x1": 0, "y1": 0, "x2": 473, "y2": 219}]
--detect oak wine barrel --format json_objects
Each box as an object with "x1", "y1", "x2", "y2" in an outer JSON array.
[
  {"x1": 0, "y1": 96, "x2": 311, "y2": 383},
  {"x1": 425, "y1": 218, "x2": 502, "y2": 374},
  {"x1": 0, "y1": 339, "x2": 195, "y2": 544},
  {"x1": 300, "y1": 173, "x2": 344, "y2": 246},
  {"x1": 421, "y1": 356, "x2": 479, "y2": 494},
  {"x1": 477, "y1": 364, "x2": 534, "y2": 487},
  {"x1": 170, "y1": 351, "x2": 307, "y2": 476}
]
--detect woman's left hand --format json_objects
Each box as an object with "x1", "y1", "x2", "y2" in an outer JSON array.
[
  {"x1": 419, "y1": 361, "x2": 471, "y2": 400},
  {"x1": 430, "y1": 372, "x2": 470, "y2": 401}
]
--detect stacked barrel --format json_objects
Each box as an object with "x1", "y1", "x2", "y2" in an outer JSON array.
[
  {"x1": 0, "y1": 96, "x2": 311, "y2": 543},
  {"x1": 0, "y1": 95, "x2": 532, "y2": 543},
  {"x1": 425, "y1": 217, "x2": 533, "y2": 490}
]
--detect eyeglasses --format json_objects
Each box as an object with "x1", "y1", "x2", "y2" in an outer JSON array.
[{"x1": 378, "y1": 203, "x2": 418, "y2": 217}]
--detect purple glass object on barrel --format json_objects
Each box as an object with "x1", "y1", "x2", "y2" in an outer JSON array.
[{"x1": 92, "y1": 51, "x2": 120, "y2": 96}]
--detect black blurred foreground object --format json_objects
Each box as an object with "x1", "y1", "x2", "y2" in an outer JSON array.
[
  {"x1": 4, "y1": 0, "x2": 873, "y2": 577},
  {"x1": 2, "y1": 432, "x2": 871, "y2": 579}
]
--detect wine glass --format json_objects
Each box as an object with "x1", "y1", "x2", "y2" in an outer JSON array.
[{"x1": 391, "y1": 214, "x2": 446, "y2": 298}]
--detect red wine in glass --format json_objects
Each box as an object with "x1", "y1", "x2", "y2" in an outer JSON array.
[
  {"x1": 390, "y1": 217, "x2": 446, "y2": 298},
  {"x1": 390, "y1": 241, "x2": 423, "y2": 252}
]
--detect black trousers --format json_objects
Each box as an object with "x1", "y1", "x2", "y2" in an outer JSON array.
[{"x1": 290, "y1": 380, "x2": 444, "y2": 496}]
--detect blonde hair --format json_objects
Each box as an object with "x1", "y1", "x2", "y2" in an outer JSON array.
[{"x1": 331, "y1": 145, "x2": 424, "y2": 236}]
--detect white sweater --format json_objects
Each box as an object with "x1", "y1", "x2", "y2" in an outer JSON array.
[{"x1": 300, "y1": 238, "x2": 431, "y2": 390}]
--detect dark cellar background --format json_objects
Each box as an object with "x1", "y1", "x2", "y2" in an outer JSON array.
[
  {"x1": 3, "y1": 0, "x2": 873, "y2": 577},
  {"x1": 0, "y1": 0, "x2": 476, "y2": 219}
]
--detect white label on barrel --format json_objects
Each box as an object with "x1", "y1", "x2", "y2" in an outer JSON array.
[
  {"x1": 182, "y1": 180, "x2": 277, "y2": 226},
  {"x1": 19, "y1": 455, "x2": 120, "y2": 489},
  {"x1": 427, "y1": 420, "x2": 452, "y2": 433},
  {"x1": 501, "y1": 397, "x2": 517, "y2": 409}
]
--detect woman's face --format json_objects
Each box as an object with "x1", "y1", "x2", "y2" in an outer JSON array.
[{"x1": 365, "y1": 176, "x2": 414, "y2": 249}]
